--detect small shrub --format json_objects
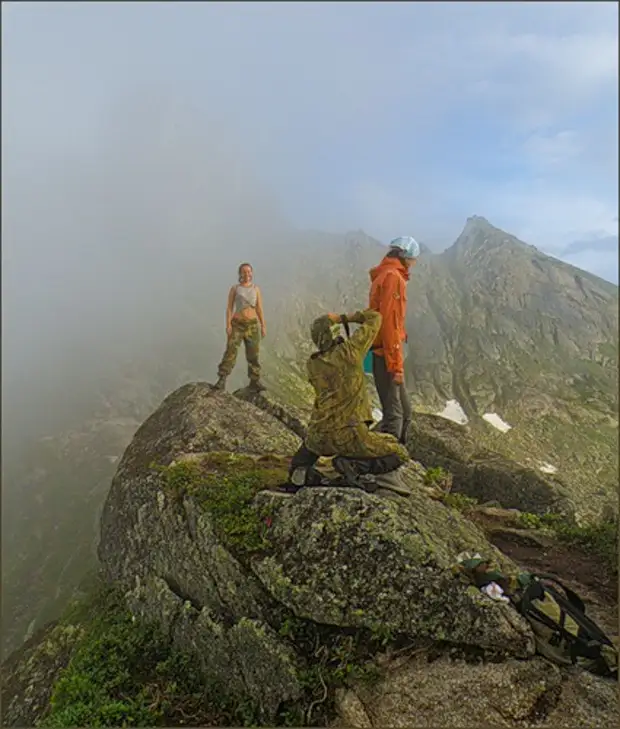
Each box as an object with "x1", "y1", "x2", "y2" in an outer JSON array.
[
  {"x1": 39, "y1": 588, "x2": 213, "y2": 728},
  {"x1": 440, "y1": 492, "x2": 478, "y2": 513},
  {"x1": 423, "y1": 466, "x2": 453, "y2": 491},
  {"x1": 516, "y1": 512, "x2": 544, "y2": 529},
  {"x1": 40, "y1": 584, "x2": 268, "y2": 728}
]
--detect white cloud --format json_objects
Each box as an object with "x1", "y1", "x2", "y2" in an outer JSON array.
[
  {"x1": 487, "y1": 186, "x2": 618, "y2": 252},
  {"x1": 487, "y1": 30, "x2": 618, "y2": 89},
  {"x1": 3, "y1": 1, "x2": 618, "y2": 282},
  {"x1": 521, "y1": 129, "x2": 582, "y2": 170},
  {"x1": 561, "y1": 249, "x2": 619, "y2": 283}
]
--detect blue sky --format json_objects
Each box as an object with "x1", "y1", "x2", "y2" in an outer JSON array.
[{"x1": 3, "y1": 1, "x2": 618, "y2": 282}]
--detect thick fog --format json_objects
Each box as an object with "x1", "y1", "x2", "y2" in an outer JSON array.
[
  {"x1": 2, "y1": 88, "x2": 295, "y2": 447},
  {"x1": 1, "y1": 79, "x2": 304, "y2": 658},
  {"x1": 3, "y1": 1, "x2": 617, "y2": 454}
]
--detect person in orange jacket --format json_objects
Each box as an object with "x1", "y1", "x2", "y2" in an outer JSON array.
[{"x1": 368, "y1": 236, "x2": 420, "y2": 444}]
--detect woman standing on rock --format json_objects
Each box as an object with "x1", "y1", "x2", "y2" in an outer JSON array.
[
  {"x1": 214, "y1": 262, "x2": 267, "y2": 393},
  {"x1": 369, "y1": 236, "x2": 419, "y2": 444}
]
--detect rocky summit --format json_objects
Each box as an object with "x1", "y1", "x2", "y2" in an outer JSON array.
[{"x1": 2, "y1": 382, "x2": 617, "y2": 728}]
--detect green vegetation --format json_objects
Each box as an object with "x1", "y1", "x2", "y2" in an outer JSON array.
[
  {"x1": 39, "y1": 580, "x2": 256, "y2": 728},
  {"x1": 439, "y1": 492, "x2": 479, "y2": 513},
  {"x1": 516, "y1": 511, "x2": 618, "y2": 575},
  {"x1": 423, "y1": 465, "x2": 453, "y2": 490},
  {"x1": 158, "y1": 453, "x2": 288, "y2": 561},
  {"x1": 515, "y1": 511, "x2": 564, "y2": 530},
  {"x1": 37, "y1": 579, "x2": 388, "y2": 728}
]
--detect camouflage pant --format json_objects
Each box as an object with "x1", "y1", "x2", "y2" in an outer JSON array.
[
  {"x1": 306, "y1": 423, "x2": 409, "y2": 462},
  {"x1": 217, "y1": 318, "x2": 261, "y2": 382}
]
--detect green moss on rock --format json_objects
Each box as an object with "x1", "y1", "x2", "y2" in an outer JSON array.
[
  {"x1": 159, "y1": 452, "x2": 289, "y2": 561},
  {"x1": 4, "y1": 577, "x2": 257, "y2": 728}
]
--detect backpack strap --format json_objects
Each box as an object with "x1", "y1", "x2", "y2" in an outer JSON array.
[
  {"x1": 529, "y1": 573, "x2": 586, "y2": 614},
  {"x1": 340, "y1": 315, "x2": 351, "y2": 339},
  {"x1": 521, "y1": 577, "x2": 615, "y2": 656},
  {"x1": 529, "y1": 574, "x2": 614, "y2": 648}
]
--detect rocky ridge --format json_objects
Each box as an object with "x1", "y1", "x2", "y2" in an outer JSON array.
[{"x1": 3, "y1": 382, "x2": 617, "y2": 728}]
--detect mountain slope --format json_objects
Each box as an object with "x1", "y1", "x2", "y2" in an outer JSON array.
[
  {"x1": 257, "y1": 218, "x2": 618, "y2": 522},
  {"x1": 403, "y1": 217, "x2": 618, "y2": 521}
]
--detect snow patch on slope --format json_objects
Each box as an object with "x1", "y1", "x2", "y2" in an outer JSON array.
[
  {"x1": 483, "y1": 413, "x2": 512, "y2": 433},
  {"x1": 437, "y1": 399, "x2": 469, "y2": 425},
  {"x1": 539, "y1": 462, "x2": 558, "y2": 474}
]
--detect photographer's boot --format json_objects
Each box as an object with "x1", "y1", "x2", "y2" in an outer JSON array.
[{"x1": 374, "y1": 468, "x2": 411, "y2": 497}]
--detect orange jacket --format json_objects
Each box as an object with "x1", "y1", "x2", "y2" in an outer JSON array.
[{"x1": 368, "y1": 256, "x2": 410, "y2": 376}]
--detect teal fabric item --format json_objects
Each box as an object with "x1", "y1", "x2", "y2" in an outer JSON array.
[{"x1": 363, "y1": 351, "x2": 373, "y2": 374}]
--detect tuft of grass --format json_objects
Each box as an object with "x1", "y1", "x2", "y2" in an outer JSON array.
[
  {"x1": 515, "y1": 511, "x2": 563, "y2": 530},
  {"x1": 423, "y1": 466, "x2": 453, "y2": 491},
  {"x1": 439, "y1": 492, "x2": 479, "y2": 513},
  {"x1": 158, "y1": 453, "x2": 288, "y2": 561}
]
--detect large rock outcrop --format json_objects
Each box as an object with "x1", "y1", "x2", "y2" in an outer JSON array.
[
  {"x1": 251, "y1": 487, "x2": 530, "y2": 652},
  {"x1": 3, "y1": 381, "x2": 617, "y2": 727},
  {"x1": 406, "y1": 413, "x2": 575, "y2": 518},
  {"x1": 97, "y1": 382, "x2": 543, "y2": 724}
]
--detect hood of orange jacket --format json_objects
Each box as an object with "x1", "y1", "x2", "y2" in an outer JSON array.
[
  {"x1": 368, "y1": 256, "x2": 410, "y2": 376},
  {"x1": 369, "y1": 256, "x2": 410, "y2": 283}
]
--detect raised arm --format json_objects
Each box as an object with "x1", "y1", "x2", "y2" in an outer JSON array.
[
  {"x1": 255, "y1": 286, "x2": 266, "y2": 336},
  {"x1": 339, "y1": 309, "x2": 382, "y2": 362}
]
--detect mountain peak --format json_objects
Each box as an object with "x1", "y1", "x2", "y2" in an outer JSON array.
[
  {"x1": 465, "y1": 214, "x2": 494, "y2": 229},
  {"x1": 451, "y1": 215, "x2": 526, "y2": 254},
  {"x1": 461, "y1": 215, "x2": 502, "y2": 239}
]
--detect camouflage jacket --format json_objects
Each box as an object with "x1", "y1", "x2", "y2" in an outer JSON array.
[{"x1": 307, "y1": 309, "x2": 381, "y2": 435}]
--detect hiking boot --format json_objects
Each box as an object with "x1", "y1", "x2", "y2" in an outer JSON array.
[
  {"x1": 373, "y1": 468, "x2": 411, "y2": 496},
  {"x1": 289, "y1": 466, "x2": 330, "y2": 488},
  {"x1": 248, "y1": 380, "x2": 266, "y2": 393},
  {"x1": 331, "y1": 462, "x2": 378, "y2": 493},
  {"x1": 214, "y1": 376, "x2": 227, "y2": 391}
]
